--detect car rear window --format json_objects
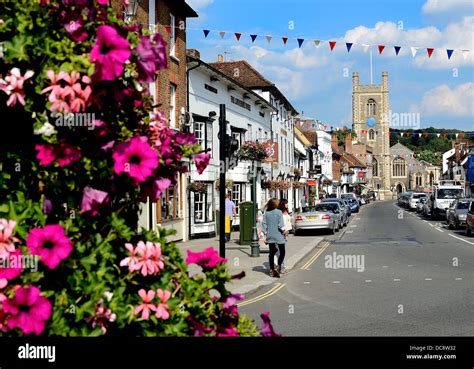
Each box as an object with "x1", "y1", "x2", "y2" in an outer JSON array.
[{"x1": 314, "y1": 204, "x2": 337, "y2": 212}]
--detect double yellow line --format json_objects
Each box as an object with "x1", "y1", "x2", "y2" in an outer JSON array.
[
  {"x1": 300, "y1": 241, "x2": 329, "y2": 270},
  {"x1": 237, "y1": 283, "x2": 286, "y2": 307}
]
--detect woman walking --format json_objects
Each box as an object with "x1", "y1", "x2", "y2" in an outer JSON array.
[
  {"x1": 276, "y1": 199, "x2": 291, "y2": 274},
  {"x1": 262, "y1": 198, "x2": 286, "y2": 278}
]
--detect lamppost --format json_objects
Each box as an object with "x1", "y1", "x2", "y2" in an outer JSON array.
[
  {"x1": 123, "y1": 0, "x2": 139, "y2": 23},
  {"x1": 250, "y1": 160, "x2": 260, "y2": 257}
]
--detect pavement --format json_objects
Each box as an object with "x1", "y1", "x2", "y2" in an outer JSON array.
[
  {"x1": 176, "y1": 228, "x2": 328, "y2": 295},
  {"x1": 238, "y1": 200, "x2": 474, "y2": 336}
]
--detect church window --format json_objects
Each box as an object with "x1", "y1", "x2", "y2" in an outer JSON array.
[
  {"x1": 415, "y1": 173, "x2": 423, "y2": 187},
  {"x1": 372, "y1": 158, "x2": 378, "y2": 176},
  {"x1": 368, "y1": 129, "x2": 375, "y2": 140},
  {"x1": 392, "y1": 157, "x2": 406, "y2": 177},
  {"x1": 367, "y1": 99, "x2": 376, "y2": 116}
]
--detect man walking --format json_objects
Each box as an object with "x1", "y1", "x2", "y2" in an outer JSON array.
[{"x1": 225, "y1": 192, "x2": 236, "y2": 242}]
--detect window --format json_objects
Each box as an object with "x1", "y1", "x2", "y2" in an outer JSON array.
[
  {"x1": 246, "y1": 124, "x2": 252, "y2": 141},
  {"x1": 368, "y1": 129, "x2": 375, "y2": 140},
  {"x1": 392, "y1": 157, "x2": 406, "y2": 177},
  {"x1": 204, "y1": 84, "x2": 218, "y2": 94},
  {"x1": 367, "y1": 98, "x2": 376, "y2": 116},
  {"x1": 232, "y1": 183, "x2": 246, "y2": 215},
  {"x1": 169, "y1": 83, "x2": 176, "y2": 128},
  {"x1": 258, "y1": 128, "x2": 262, "y2": 141},
  {"x1": 194, "y1": 183, "x2": 214, "y2": 223},
  {"x1": 157, "y1": 180, "x2": 180, "y2": 221},
  {"x1": 264, "y1": 131, "x2": 268, "y2": 140},
  {"x1": 415, "y1": 173, "x2": 423, "y2": 187},
  {"x1": 169, "y1": 14, "x2": 176, "y2": 56},
  {"x1": 372, "y1": 158, "x2": 378, "y2": 176},
  {"x1": 193, "y1": 121, "x2": 213, "y2": 157},
  {"x1": 259, "y1": 111, "x2": 265, "y2": 118},
  {"x1": 231, "y1": 129, "x2": 244, "y2": 149},
  {"x1": 231, "y1": 96, "x2": 251, "y2": 111}
]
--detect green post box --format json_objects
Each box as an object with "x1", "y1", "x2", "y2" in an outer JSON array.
[{"x1": 239, "y1": 201, "x2": 255, "y2": 245}]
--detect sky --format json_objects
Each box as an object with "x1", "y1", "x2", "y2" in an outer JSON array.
[{"x1": 185, "y1": 0, "x2": 474, "y2": 131}]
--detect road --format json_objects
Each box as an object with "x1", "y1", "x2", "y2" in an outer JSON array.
[{"x1": 239, "y1": 200, "x2": 474, "y2": 336}]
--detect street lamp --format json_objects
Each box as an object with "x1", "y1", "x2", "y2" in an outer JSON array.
[
  {"x1": 124, "y1": 0, "x2": 139, "y2": 23},
  {"x1": 250, "y1": 160, "x2": 260, "y2": 257}
]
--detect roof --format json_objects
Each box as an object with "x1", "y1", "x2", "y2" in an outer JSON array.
[
  {"x1": 208, "y1": 60, "x2": 298, "y2": 115},
  {"x1": 301, "y1": 130, "x2": 318, "y2": 148},
  {"x1": 342, "y1": 153, "x2": 367, "y2": 168},
  {"x1": 294, "y1": 126, "x2": 312, "y2": 147}
]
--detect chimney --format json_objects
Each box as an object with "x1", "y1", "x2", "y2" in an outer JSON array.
[
  {"x1": 331, "y1": 135, "x2": 338, "y2": 150},
  {"x1": 345, "y1": 132, "x2": 352, "y2": 153},
  {"x1": 217, "y1": 54, "x2": 224, "y2": 62},
  {"x1": 186, "y1": 48, "x2": 201, "y2": 59},
  {"x1": 455, "y1": 143, "x2": 461, "y2": 162}
]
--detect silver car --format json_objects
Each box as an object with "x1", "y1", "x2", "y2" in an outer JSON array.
[
  {"x1": 416, "y1": 197, "x2": 427, "y2": 213},
  {"x1": 447, "y1": 198, "x2": 472, "y2": 229},
  {"x1": 294, "y1": 202, "x2": 342, "y2": 235},
  {"x1": 321, "y1": 198, "x2": 349, "y2": 226}
]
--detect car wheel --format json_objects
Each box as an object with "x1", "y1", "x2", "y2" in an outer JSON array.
[
  {"x1": 294, "y1": 229, "x2": 300, "y2": 236},
  {"x1": 454, "y1": 219, "x2": 459, "y2": 229},
  {"x1": 331, "y1": 224, "x2": 336, "y2": 234},
  {"x1": 338, "y1": 220, "x2": 343, "y2": 229}
]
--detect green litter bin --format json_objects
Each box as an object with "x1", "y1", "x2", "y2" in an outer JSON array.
[{"x1": 239, "y1": 201, "x2": 255, "y2": 245}]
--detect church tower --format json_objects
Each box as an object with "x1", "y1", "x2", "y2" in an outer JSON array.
[{"x1": 352, "y1": 72, "x2": 391, "y2": 199}]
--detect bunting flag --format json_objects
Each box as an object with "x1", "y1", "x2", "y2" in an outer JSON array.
[
  {"x1": 329, "y1": 41, "x2": 336, "y2": 51},
  {"x1": 297, "y1": 38, "x2": 305, "y2": 48},
  {"x1": 418, "y1": 133, "x2": 422, "y2": 137},
  {"x1": 394, "y1": 46, "x2": 401, "y2": 55},
  {"x1": 388, "y1": 131, "x2": 392, "y2": 137},
  {"x1": 424, "y1": 133, "x2": 429, "y2": 138},
  {"x1": 219, "y1": 31, "x2": 226, "y2": 39},
  {"x1": 447, "y1": 49, "x2": 454, "y2": 59},
  {"x1": 265, "y1": 35, "x2": 272, "y2": 43},
  {"x1": 362, "y1": 44, "x2": 370, "y2": 53},
  {"x1": 411, "y1": 47, "x2": 419, "y2": 58},
  {"x1": 203, "y1": 29, "x2": 210, "y2": 38},
  {"x1": 455, "y1": 133, "x2": 459, "y2": 138},
  {"x1": 314, "y1": 40, "x2": 321, "y2": 48},
  {"x1": 282, "y1": 37, "x2": 288, "y2": 45},
  {"x1": 378, "y1": 45, "x2": 385, "y2": 54},
  {"x1": 462, "y1": 50, "x2": 469, "y2": 59},
  {"x1": 165, "y1": 25, "x2": 172, "y2": 36},
  {"x1": 346, "y1": 42, "x2": 353, "y2": 52},
  {"x1": 427, "y1": 48, "x2": 434, "y2": 58},
  {"x1": 250, "y1": 34, "x2": 258, "y2": 43},
  {"x1": 436, "y1": 133, "x2": 441, "y2": 138},
  {"x1": 234, "y1": 32, "x2": 241, "y2": 41}
]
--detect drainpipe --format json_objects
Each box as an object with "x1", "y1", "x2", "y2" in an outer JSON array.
[{"x1": 186, "y1": 59, "x2": 202, "y2": 240}]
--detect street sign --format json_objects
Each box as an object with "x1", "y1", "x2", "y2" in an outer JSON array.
[{"x1": 308, "y1": 165, "x2": 322, "y2": 175}]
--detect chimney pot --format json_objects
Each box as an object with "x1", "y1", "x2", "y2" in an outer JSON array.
[{"x1": 217, "y1": 54, "x2": 224, "y2": 62}]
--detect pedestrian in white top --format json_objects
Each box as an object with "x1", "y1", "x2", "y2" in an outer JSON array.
[{"x1": 276, "y1": 199, "x2": 292, "y2": 274}]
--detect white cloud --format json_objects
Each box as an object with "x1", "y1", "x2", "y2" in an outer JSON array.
[
  {"x1": 186, "y1": 0, "x2": 214, "y2": 11},
  {"x1": 422, "y1": 0, "x2": 473, "y2": 15},
  {"x1": 418, "y1": 83, "x2": 474, "y2": 117}
]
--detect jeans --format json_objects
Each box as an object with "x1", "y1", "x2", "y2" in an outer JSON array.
[
  {"x1": 275, "y1": 240, "x2": 287, "y2": 271},
  {"x1": 269, "y1": 243, "x2": 285, "y2": 271},
  {"x1": 225, "y1": 220, "x2": 233, "y2": 242}
]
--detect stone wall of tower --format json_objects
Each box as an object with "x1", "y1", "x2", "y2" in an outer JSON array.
[{"x1": 381, "y1": 71, "x2": 391, "y2": 195}]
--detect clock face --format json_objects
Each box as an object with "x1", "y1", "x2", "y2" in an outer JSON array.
[{"x1": 367, "y1": 117, "x2": 376, "y2": 127}]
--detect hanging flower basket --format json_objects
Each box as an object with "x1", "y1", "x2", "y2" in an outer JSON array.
[
  {"x1": 188, "y1": 181, "x2": 207, "y2": 194},
  {"x1": 236, "y1": 141, "x2": 269, "y2": 162},
  {"x1": 264, "y1": 180, "x2": 291, "y2": 191},
  {"x1": 292, "y1": 167, "x2": 302, "y2": 178},
  {"x1": 292, "y1": 181, "x2": 305, "y2": 189},
  {"x1": 215, "y1": 179, "x2": 234, "y2": 190}
]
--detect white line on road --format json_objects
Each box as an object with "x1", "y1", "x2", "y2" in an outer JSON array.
[
  {"x1": 303, "y1": 282, "x2": 310, "y2": 284},
  {"x1": 365, "y1": 280, "x2": 372, "y2": 283},
  {"x1": 408, "y1": 265, "x2": 415, "y2": 267},
  {"x1": 428, "y1": 223, "x2": 434, "y2": 227},
  {"x1": 423, "y1": 220, "x2": 428, "y2": 223},
  {"x1": 393, "y1": 279, "x2": 401, "y2": 281},
  {"x1": 455, "y1": 278, "x2": 463, "y2": 281},
  {"x1": 382, "y1": 265, "x2": 389, "y2": 268},
  {"x1": 333, "y1": 281, "x2": 341, "y2": 284},
  {"x1": 425, "y1": 278, "x2": 432, "y2": 281},
  {"x1": 346, "y1": 231, "x2": 354, "y2": 234},
  {"x1": 435, "y1": 228, "x2": 444, "y2": 233},
  {"x1": 449, "y1": 233, "x2": 474, "y2": 245},
  {"x1": 350, "y1": 225, "x2": 357, "y2": 228}
]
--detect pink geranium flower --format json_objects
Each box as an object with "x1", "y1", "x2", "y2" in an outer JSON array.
[
  {"x1": 112, "y1": 136, "x2": 159, "y2": 182},
  {"x1": 119, "y1": 243, "x2": 140, "y2": 271},
  {"x1": 2, "y1": 286, "x2": 52, "y2": 336},
  {"x1": 120, "y1": 241, "x2": 165, "y2": 276},
  {"x1": 155, "y1": 288, "x2": 171, "y2": 320},
  {"x1": 0, "y1": 68, "x2": 34, "y2": 107},
  {"x1": 26, "y1": 224, "x2": 73, "y2": 269},
  {"x1": 260, "y1": 311, "x2": 282, "y2": 337},
  {"x1": 185, "y1": 247, "x2": 227, "y2": 269},
  {"x1": 81, "y1": 186, "x2": 109, "y2": 216},
  {"x1": 90, "y1": 25, "x2": 131, "y2": 81},
  {"x1": 134, "y1": 289, "x2": 156, "y2": 320},
  {"x1": 193, "y1": 153, "x2": 210, "y2": 175},
  {"x1": 0, "y1": 219, "x2": 19, "y2": 257}
]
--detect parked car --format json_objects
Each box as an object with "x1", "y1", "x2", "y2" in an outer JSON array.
[
  {"x1": 407, "y1": 193, "x2": 427, "y2": 210},
  {"x1": 416, "y1": 197, "x2": 428, "y2": 213},
  {"x1": 341, "y1": 193, "x2": 358, "y2": 202},
  {"x1": 347, "y1": 197, "x2": 360, "y2": 213},
  {"x1": 447, "y1": 198, "x2": 472, "y2": 229},
  {"x1": 321, "y1": 198, "x2": 350, "y2": 226},
  {"x1": 341, "y1": 199, "x2": 352, "y2": 217},
  {"x1": 466, "y1": 200, "x2": 474, "y2": 236},
  {"x1": 422, "y1": 199, "x2": 432, "y2": 217},
  {"x1": 294, "y1": 202, "x2": 343, "y2": 235},
  {"x1": 397, "y1": 192, "x2": 408, "y2": 207}
]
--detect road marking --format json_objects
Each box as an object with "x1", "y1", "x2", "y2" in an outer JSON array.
[
  {"x1": 346, "y1": 230, "x2": 354, "y2": 234},
  {"x1": 455, "y1": 278, "x2": 463, "y2": 281},
  {"x1": 333, "y1": 281, "x2": 341, "y2": 284},
  {"x1": 449, "y1": 233, "x2": 474, "y2": 245},
  {"x1": 422, "y1": 220, "x2": 428, "y2": 223},
  {"x1": 303, "y1": 282, "x2": 310, "y2": 284},
  {"x1": 237, "y1": 283, "x2": 286, "y2": 307},
  {"x1": 300, "y1": 242, "x2": 329, "y2": 270},
  {"x1": 365, "y1": 279, "x2": 372, "y2": 283},
  {"x1": 428, "y1": 223, "x2": 434, "y2": 227},
  {"x1": 435, "y1": 228, "x2": 444, "y2": 233},
  {"x1": 408, "y1": 265, "x2": 414, "y2": 267},
  {"x1": 382, "y1": 265, "x2": 389, "y2": 268},
  {"x1": 350, "y1": 225, "x2": 357, "y2": 228},
  {"x1": 393, "y1": 279, "x2": 401, "y2": 282},
  {"x1": 425, "y1": 278, "x2": 432, "y2": 281}
]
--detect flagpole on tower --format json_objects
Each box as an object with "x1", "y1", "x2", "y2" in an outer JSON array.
[{"x1": 370, "y1": 47, "x2": 373, "y2": 84}]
